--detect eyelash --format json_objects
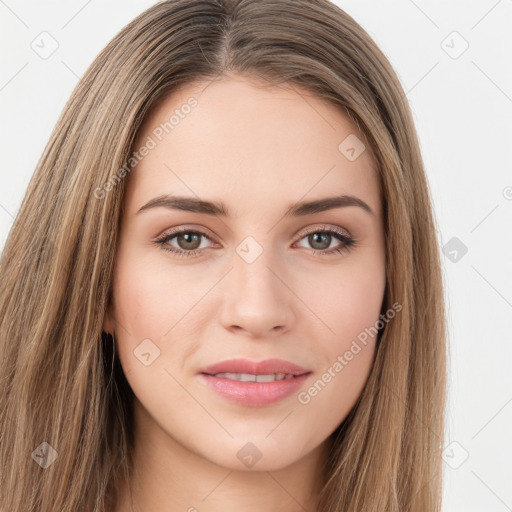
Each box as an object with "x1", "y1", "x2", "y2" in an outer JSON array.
[{"x1": 154, "y1": 225, "x2": 357, "y2": 259}]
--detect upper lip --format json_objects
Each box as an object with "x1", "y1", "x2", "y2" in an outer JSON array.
[{"x1": 200, "y1": 358, "x2": 311, "y2": 376}]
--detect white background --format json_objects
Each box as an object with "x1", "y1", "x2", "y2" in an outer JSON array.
[{"x1": 1, "y1": 1, "x2": 511, "y2": 510}]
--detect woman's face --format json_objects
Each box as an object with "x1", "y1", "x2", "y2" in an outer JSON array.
[{"x1": 105, "y1": 74, "x2": 386, "y2": 472}]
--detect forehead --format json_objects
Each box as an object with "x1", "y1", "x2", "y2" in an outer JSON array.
[{"x1": 125, "y1": 75, "x2": 381, "y2": 218}]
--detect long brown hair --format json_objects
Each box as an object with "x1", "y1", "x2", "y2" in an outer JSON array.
[{"x1": 0, "y1": 1, "x2": 447, "y2": 510}]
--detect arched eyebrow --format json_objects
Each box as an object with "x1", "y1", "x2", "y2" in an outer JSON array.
[{"x1": 136, "y1": 194, "x2": 374, "y2": 217}]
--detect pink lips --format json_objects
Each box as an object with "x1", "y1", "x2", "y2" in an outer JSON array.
[{"x1": 198, "y1": 358, "x2": 312, "y2": 407}]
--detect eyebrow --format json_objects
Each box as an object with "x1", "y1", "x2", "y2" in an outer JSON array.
[{"x1": 136, "y1": 194, "x2": 374, "y2": 217}]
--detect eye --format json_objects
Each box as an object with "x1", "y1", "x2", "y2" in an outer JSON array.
[
  {"x1": 294, "y1": 225, "x2": 357, "y2": 256},
  {"x1": 154, "y1": 228, "x2": 216, "y2": 258},
  {"x1": 154, "y1": 225, "x2": 357, "y2": 258}
]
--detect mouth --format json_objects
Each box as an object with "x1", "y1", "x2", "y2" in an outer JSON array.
[
  {"x1": 207, "y1": 372, "x2": 297, "y2": 382},
  {"x1": 199, "y1": 357, "x2": 311, "y2": 377},
  {"x1": 198, "y1": 358, "x2": 312, "y2": 407}
]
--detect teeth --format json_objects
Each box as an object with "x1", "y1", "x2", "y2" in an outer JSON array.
[{"x1": 213, "y1": 372, "x2": 294, "y2": 382}]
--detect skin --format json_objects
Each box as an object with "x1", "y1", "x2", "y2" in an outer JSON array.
[{"x1": 104, "y1": 73, "x2": 386, "y2": 512}]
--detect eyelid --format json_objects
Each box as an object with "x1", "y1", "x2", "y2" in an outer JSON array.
[
  {"x1": 156, "y1": 224, "x2": 217, "y2": 238},
  {"x1": 296, "y1": 224, "x2": 352, "y2": 239},
  {"x1": 157, "y1": 223, "x2": 352, "y2": 245}
]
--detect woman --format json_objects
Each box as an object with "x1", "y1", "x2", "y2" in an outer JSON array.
[{"x1": 0, "y1": 0, "x2": 447, "y2": 510}]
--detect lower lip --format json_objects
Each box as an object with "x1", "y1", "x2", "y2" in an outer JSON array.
[{"x1": 199, "y1": 373, "x2": 311, "y2": 407}]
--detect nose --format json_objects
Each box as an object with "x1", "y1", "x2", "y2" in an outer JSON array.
[{"x1": 218, "y1": 248, "x2": 296, "y2": 338}]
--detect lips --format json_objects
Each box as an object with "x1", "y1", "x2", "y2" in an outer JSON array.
[
  {"x1": 212, "y1": 372, "x2": 295, "y2": 382},
  {"x1": 198, "y1": 358, "x2": 312, "y2": 407},
  {"x1": 199, "y1": 358, "x2": 311, "y2": 377}
]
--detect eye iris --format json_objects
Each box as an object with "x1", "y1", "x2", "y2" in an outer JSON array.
[
  {"x1": 309, "y1": 232, "x2": 330, "y2": 250},
  {"x1": 177, "y1": 232, "x2": 201, "y2": 250}
]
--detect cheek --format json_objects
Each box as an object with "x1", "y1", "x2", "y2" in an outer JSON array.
[
  {"x1": 112, "y1": 263, "x2": 162, "y2": 336},
  {"x1": 112, "y1": 250, "x2": 207, "y2": 335},
  {"x1": 300, "y1": 253, "x2": 385, "y2": 351},
  {"x1": 110, "y1": 250, "x2": 213, "y2": 378},
  {"x1": 295, "y1": 288, "x2": 383, "y2": 433},
  {"x1": 294, "y1": 256, "x2": 385, "y2": 409},
  {"x1": 324, "y1": 273, "x2": 384, "y2": 343}
]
